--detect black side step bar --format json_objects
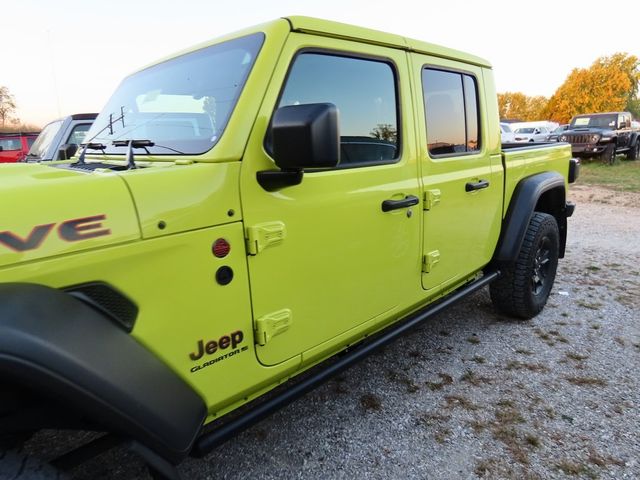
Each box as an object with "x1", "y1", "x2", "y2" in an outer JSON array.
[{"x1": 192, "y1": 270, "x2": 500, "y2": 458}]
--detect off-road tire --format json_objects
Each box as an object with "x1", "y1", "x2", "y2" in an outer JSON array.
[
  {"x1": 0, "y1": 449, "x2": 66, "y2": 479},
  {"x1": 600, "y1": 143, "x2": 616, "y2": 165},
  {"x1": 626, "y1": 141, "x2": 639, "y2": 161},
  {"x1": 490, "y1": 212, "x2": 559, "y2": 319}
]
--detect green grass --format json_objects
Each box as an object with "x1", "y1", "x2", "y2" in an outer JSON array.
[{"x1": 577, "y1": 158, "x2": 640, "y2": 192}]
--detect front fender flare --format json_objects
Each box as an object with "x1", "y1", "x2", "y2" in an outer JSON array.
[{"x1": 0, "y1": 283, "x2": 206, "y2": 464}]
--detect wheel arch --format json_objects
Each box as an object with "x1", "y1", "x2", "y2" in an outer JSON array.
[
  {"x1": 0, "y1": 283, "x2": 206, "y2": 464},
  {"x1": 493, "y1": 171, "x2": 569, "y2": 265}
]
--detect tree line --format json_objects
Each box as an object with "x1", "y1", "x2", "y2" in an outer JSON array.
[{"x1": 499, "y1": 53, "x2": 639, "y2": 124}]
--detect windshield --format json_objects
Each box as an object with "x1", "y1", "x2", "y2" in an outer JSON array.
[
  {"x1": 570, "y1": 114, "x2": 616, "y2": 129},
  {"x1": 28, "y1": 120, "x2": 63, "y2": 158},
  {"x1": 83, "y1": 33, "x2": 264, "y2": 156},
  {"x1": 500, "y1": 124, "x2": 513, "y2": 133},
  {"x1": 0, "y1": 138, "x2": 22, "y2": 151}
]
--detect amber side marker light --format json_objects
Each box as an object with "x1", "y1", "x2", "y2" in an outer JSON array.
[{"x1": 212, "y1": 238, "x2": 231, "y2": 258}]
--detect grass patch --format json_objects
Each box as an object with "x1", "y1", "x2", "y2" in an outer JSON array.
[
  {"x1": 444, "y1": 394, "x2": 479, "y2": 411},
  {"x1": 566, "y1": 352, "x2": 589, "y2": 361},
  {"x1": 556, "y1": 460, "x2": 597, "y2": 478},
  {"x1": 566, "y1": 376, "x2": 608, "y2": 387},
  {"x1": 360, "y1": 393, "x2": 382, "y2": 411},
  {"x1": 506, "y1": 360, "x2": 549, "y2": 373},
  {"x1": 426, "y1": 373, "x2": 453, "y2": 391},
  {"x1": 577, "y1": 159, "x2": 640, "y2": 192}
]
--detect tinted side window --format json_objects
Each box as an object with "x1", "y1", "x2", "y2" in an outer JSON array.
[
  {"x1": 66, "y1": 124, "x2": 92, "y2": 145},
  {"x1": 422, "y1": 68, "x2": 481, "y2": 156},
  {"x1": 277, "y1": 53, "x2": 399, "y2": 167}
]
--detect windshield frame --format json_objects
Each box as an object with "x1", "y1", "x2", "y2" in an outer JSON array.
[
  {"x1": 28, "y1": 120, "x2": 64, "y2": 159},
  {"x1": 83, "y1": 32, "x2": 265, "y2": 157}
]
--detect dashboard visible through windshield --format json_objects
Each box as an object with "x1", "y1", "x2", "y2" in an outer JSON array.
[{"x1": 83, "y1": 33, "x2": 264, "y2": 156}]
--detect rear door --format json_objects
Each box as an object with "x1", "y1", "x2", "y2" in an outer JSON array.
[
  {"x1": 411, "y1": 56, "x2": 503, "y2": 290},
  {"x1": 240, "y1": 34, "x2": 421, "y2": 366}
]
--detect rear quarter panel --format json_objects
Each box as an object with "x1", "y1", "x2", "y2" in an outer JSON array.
[{"x1": 502, "y1": 143, "x2": 572, "y2": 216}]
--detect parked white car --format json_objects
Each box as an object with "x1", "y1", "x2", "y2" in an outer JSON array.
[
  {"x1": 500, "y1": 123, "x2": 516, "y2": 143},
  {"x1": 513, "y1": 126, "x2": 551, "y2": 142}
]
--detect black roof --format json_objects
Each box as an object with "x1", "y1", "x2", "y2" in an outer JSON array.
[{"x1": 70, "y1": 113, "x2": 98, "y2": 120}]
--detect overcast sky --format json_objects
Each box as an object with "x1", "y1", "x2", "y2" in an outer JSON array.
[{"x1": 4, "y1": 0, "x2": 640, "y2": 126}]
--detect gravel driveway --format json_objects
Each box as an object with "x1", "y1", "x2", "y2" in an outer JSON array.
[{"x1": 35, "y1": 184, "x2": 640, "y2": 479}]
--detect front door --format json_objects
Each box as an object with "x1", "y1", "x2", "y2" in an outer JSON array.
[{"x1": 240, "y1": 35, "x2": 421, "y2": 366}]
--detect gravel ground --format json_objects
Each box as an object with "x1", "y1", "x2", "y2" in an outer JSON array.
[{"x1": 26, "y1": 184, "x2": 640, "y2": 479}]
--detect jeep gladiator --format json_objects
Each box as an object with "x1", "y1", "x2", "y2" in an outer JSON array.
[
  {"x1": 0, "y1": 17, "x2": 577, "y2": 479},
  {"x1": 560, "y1": 111, "x2": 639, "y2": 164}
]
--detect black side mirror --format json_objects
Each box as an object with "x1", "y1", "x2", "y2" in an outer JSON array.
[
  {"x1": 58, "y1": 143, "x2": 78, "y2": 160},
  {"x1": 0, "y1": 146, "x2": 3, "y2": 152},
  {"x1": 272, "y1": 103, "x2": 340, "y2": 169},
  {"x1": 258, "y1": 103, "x2": 340, "y2": 191}
]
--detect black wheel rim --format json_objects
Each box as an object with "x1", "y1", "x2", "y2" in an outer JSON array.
[{"x1": 532, "y1": 237, "x2": 552, "y2": 296}]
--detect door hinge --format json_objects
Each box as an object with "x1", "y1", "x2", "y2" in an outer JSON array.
[
  {"x1": 255, "y1": 309, "x2": 292, "y2": 346},
  {"x1": 423, "y1": 189, "x2": 441, "y2": 210},
  {"x1": 422, "y1": 250, "x2": 440, "y2": 273},
  {"x1": 246, "y1": 221, "x2": 286, "y2": 255}
]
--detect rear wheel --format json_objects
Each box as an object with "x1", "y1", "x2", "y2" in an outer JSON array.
[
  {"x1": 626, "y1": 141, "x2": 639, "y2": 160},
  {"x1": 490, "y1": 212, "x2": 559, "y2": 319}
]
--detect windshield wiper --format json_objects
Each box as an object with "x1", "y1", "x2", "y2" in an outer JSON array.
[
  {"x1": 112, "y1": 139, "x2": 155, "y2": 169},
  {"x1": 76, "y1": 143, "x2": 107, "y2": 165},
  {"x1": 112, "y1": 139, "x2": 186, "y2": 168}
]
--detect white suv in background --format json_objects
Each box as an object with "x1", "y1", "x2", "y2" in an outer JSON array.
[{"x1": 500, "y1": 123, "x2": 516, "y2": 143}]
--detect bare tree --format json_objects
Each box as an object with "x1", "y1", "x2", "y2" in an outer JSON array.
[{"x1": 0, "y1": 86, "x2": 18, "y2": 128}]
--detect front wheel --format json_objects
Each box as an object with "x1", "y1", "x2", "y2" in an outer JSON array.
[
  {"x1": 0, "y1": 450, "x2": 65, "y2": 479},
  {"x1": 600, "y1": 143, "x2": 616, "y2": 165},
  {"x1": 490, "y1": 212, "x2": 559, "y2": 319}
]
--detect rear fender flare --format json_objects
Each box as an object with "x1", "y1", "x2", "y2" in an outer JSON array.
[{"x1": 493, "y1": 171, "x2": 568, "y2": 264}]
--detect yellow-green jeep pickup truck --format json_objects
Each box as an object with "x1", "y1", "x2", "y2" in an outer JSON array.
[{"x1": 0, "y1": 16, "x2": 578, "y2": 479}]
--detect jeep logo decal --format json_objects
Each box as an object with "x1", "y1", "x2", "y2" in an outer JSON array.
[{"x1": 0, "y1": 215, "x2": 111, "y2": 252}]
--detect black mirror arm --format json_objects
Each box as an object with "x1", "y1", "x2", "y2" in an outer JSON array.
[{"x1": 256, "y1": 169, "x2": 304, "y2": 192}]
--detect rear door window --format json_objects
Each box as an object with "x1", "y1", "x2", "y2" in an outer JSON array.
[{"x1": 422, "y1": 68, "x2": 481, "y2": 156}]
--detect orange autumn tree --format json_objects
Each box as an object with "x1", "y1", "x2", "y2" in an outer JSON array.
[
  {"x1": 544, "y1": 53, "x2": 640, "y2": 124},
  {"x1": 498, "y1": 92, "x2": 548, "y2": 121}
]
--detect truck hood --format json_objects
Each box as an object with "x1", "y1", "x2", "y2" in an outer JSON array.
[
  {"x1": 565, "y1": 127, "x2": 610, "y2": 135},
  {"x1": 0, "y1": 163, "x2": 140, "y2": 269}
]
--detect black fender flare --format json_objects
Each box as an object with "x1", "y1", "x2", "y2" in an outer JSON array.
[
  {"x1": 0, "y1": 283, "x2": 206, "y2": 464},
  {"x1": 493, "y1": 171, "x2": 569, "y2": 264}
]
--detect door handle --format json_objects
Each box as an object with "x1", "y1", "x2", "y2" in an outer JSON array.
[
  {"x1": 381, "y1": 195, "x2": 419, "y2": 212},
  {"x1": 465, "y1": 180, "x2": 490, "y2": 192}
]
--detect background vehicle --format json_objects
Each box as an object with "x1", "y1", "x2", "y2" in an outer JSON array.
[
  {"x1": 560, "y1": 111, "x2": 639, "y2": 163},
  {"x1": 548, "y1": 124, "x2": 569, "y2": 142},
  {"x1": 500, "y1": 122, "x2": 516, "y2": 143},
  {"x1": 25, "y1": 113, "x2": 96, "y2": 162},
  {"x1": 514, "y1": 125, "x2": 551, "y2": 142},
  {"x1": 0, "y1": 17, "x2": 576, "y2": 480},
  {"x1": 0, "y1": 132, "x2": 39, "y2": 163}
]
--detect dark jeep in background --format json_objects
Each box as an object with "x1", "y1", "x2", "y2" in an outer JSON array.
[{"x1": 560, "y1": 112, "x2": 639, "y2": 164}]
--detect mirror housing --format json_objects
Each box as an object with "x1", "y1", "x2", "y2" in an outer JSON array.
[
  {"x1": 271, "y1": 103, "x2": 340, "y2": 170},
  {"x1": 58, "y1": 143, "x2": 78, "y2": 160}
]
